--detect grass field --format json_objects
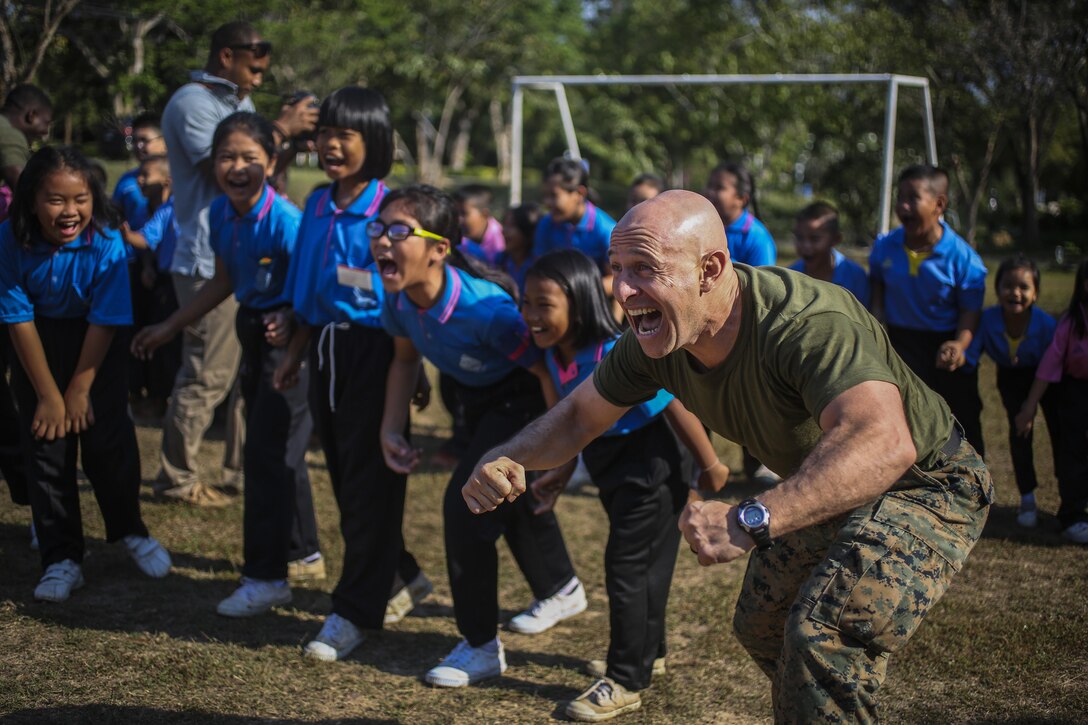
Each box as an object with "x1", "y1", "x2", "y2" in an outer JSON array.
[{"x1": 1, "y1": 171, "x2": 1086, "y2": 723}]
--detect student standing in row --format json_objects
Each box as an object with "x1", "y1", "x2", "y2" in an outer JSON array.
[
  {"x1": 274, "y1": 87, "x2": 429, "y2": 661},
  {"x1": 869, "y1": 165, "x2": 987, "y2": 455},
  {"x1": 788, "y1": 201, "x2": 869, "y2": 307},
  {"x1": 132, "y1": 113, "x2": 322, "y2": 615},
  {"x1": 371, "y1": 185, "x2": 584, "y2": 688},
  {"x1": 1016, "y1": 259, "x2": 1088, "y2": 544},
  {"x1": 521, "y1": 249, "x2": 727, "y2": 721},
  {"x1": 535, "y1": 157, "x2": 617, "y2": 287},
  {"x1": 962, "y1": 256, "x2": 1058, "y2": 528},
  {"x1": 0, "y1": 146, "x2": 170, "y2": 602}
]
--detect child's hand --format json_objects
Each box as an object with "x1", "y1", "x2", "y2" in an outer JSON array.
[
  {"x1": 63, "y1": 386, "x2": 95, "y2": 434},
  {"x1": 697, "y1": 459, "x2": 730, "y2": 494},
  {"x1": 413, "y1": 367, "x2": 431, "y2": 411},
  {"x1": 32, "y1": 393, "x2": 66, "y2": 441},
  {"x1": 936, "y1": 341, "x2": 965, "y2": 371},
  {"x1": 1014, "y1": 404, "x2": 1036, "y2": 437},
  {"x1": 262, "y1": 310, "x2": 292, "y2": 347},
  {"x1": 529, "y1": 459, "x2": 577, "y2": 515},
  {"x1": 380, "y1": 432, "x2": 421, "y2": 474},
  {"x1": 272, "y1": 356, "x2": 302, "y2": 391},
  {"x1": 131, "y1": 322, "x2": 177, "y2": 360}
]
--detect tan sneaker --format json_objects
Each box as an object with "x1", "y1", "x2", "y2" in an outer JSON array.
[
  {"x1": 565, "y1": 678, "x2": 641, "y2": 722},
  {"x1": 385, "y1": 571, "x2": 433, "y2": 624},
  {"x1": 288, "y1": 555, "x2": 326, "y2": 583},
  {"x1": 585, "y1": 657, "x2": 666, "y2": 680}
]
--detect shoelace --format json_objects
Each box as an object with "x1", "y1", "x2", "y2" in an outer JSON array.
[
  {"x1": 443, "y1": 641, "x2": 479, "y2": 669},
  {"x1": 589, "y1": 680, "x2": 616, "y2": 706}
]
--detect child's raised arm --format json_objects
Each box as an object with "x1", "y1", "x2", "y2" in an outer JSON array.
[
  {"x1": 380, "y1": 336, "x2": 424, "y2": 474},
  {"x1": 8, "y1": 322, "x2": 66, "y2": 441},
  {"x1": 664, "y1": 398, "x2": 729, "y2": 493}
]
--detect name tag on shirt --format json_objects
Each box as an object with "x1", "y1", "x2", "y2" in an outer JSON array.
[
  {"x1": 337, "y1": 265, "x2": 373, "y2": 290},
  {"x1": 459, "y1": 354, "x2": 484, "y2": 373}
]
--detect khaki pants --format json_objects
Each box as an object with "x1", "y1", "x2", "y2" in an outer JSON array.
[
  {"x1": 158, "y1": 273, "x2": 244, "y2": 489},
  {"x1": 732, "y1": 437, "x2": 992, "y2": 723}
]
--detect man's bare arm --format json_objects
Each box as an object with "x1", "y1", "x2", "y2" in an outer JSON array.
[
  {"x1": 461, "y1": 377, "x2": 629, "y2": 514},
  {"x1": 681, "y1": 380, "x2": 917, "y2": 565}
]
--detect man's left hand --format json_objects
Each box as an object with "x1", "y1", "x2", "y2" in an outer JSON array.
[{"x1": 679, "y1": 500, "x2": 754, "y2": 566}]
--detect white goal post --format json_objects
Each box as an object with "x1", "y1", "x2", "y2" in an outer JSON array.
[{"x1": 509, "y1": 73, "x2": 937, "y2": 235}]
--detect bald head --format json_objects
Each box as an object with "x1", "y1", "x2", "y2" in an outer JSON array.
[{"x1": 616, "y1": 189, "x2": 729, "y2": 262}]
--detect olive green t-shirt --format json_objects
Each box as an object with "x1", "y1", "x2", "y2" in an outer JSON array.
[
  {"x1": 593, "y1": 265, "x2": 952, "y2": 475},
  {"x1": 0, "y1": 114, "x2": 30, "y2": 171}
]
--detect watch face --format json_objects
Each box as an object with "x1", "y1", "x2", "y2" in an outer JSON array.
[{"x1": 740, "y1": 505, "x2": 768, "y2": 529}]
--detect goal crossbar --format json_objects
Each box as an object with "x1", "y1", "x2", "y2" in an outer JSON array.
[{"x1": 510, "y1": 73, "x2": 937, "y2": 234}]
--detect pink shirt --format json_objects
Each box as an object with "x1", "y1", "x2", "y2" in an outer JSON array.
[
  {"x1": 1037, "y1": 307, "x2": 1088, "y2": 382},
  {"x1": 478, "y1": 216, "x2": 506, "y2": 261}
]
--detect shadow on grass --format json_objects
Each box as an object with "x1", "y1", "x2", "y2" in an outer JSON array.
[
  {"x1": 0, "y1": 705, "x2": 397, "y2": 724},
  {"x1": 980, "y1": 504, "x2": 1072, "y2": 546}
]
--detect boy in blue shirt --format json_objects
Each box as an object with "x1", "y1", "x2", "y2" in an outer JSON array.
[
  {"x1": 870, "y1": 165, "x2": 988, "y2": 454},
  {"x1": 788, "y1": 201, "x2": 869, "y2": 307},
  {"x1": 703, "y1": 161, "x2": 777, "y2": 267},
  {"x1": 122, "y1": 154, "x2": 180, "y2": 419},
  {"x1": 112, "y1": 113, "x2": 167, "y2": 231},
  {"x1": 534, "y1": 157, "x2": 617, "y2": 286}
]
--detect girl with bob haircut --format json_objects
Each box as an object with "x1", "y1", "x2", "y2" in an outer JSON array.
[{"x1": 275, "y1": 87, "x2": 430, "y2": 662}]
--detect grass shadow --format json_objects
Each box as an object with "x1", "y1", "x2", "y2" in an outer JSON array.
[
  {"x1": 980, "y1": 504, "x2": 1071, "y2": 546},
  {"x1": 0, "y1": 705, "x2": 397, "y2": 724}
]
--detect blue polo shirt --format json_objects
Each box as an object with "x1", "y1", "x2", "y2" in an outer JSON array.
[
  {"x1": 0, "y1": 221, "x2": 133, "y2": 325},
  {"x1": 964, "y1": 305, "x2": 1056, "y2": 369},
  {"x1": 209, "y1": 185, "x2": 301, "y2": 310},
  {"x1": 381, "y1": 264, "x2": 540, "y2": 388},
  {"x1": 788, "y1": 248, "x2": 870, "y2": 307},
  {"x1": 287, "y1": 180, "x2": 387, "y2": 328},
  {"x1": 726, "y1": 210, "x2": 777, "y2": 266},
  {"x1": 139, "y1": 197, "x2": 178, "y2": 272},
  {"x1": 533, "y1": 201, "x2": 616, "y2": 273},
  {"x1": 496, "y1": 252, "x2": 532, "y2": 294},
  {"x1": 547, "y1": 337, "x2": 672, "y2": 437},
  {"x1": 869, "y1": 221, "x2": 987, "y2": 331},
  {"x1": 112, "y1": 167, "x2": 151, "y2": 230}
]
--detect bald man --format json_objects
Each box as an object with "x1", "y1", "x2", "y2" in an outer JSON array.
[{"x1": 464, "y1": 190, "x2": 992, "y2": 722}]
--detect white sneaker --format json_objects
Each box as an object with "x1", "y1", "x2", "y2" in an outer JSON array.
[
  {"x1": 29, "y1": 521, "x2": 38, "y2": 551},
  {"x1": 1016, "y1": 507, "x2": 1038, "y2": 528},
  {"x1": 752, "y1": 464, "x2": 781, "y2": 487},
  {"x1": 34, "y1": 559, "x2": 84, "y2": 602},
  {"x1": 123, "y1": 535, "x2": 172, "y2": 578},
  {"x1": 216, "y1": 578, "x2": 292, "y2": 617},
  {"x1": 385, "y1": 571, "x2": 434, "y2": 625},
  {"x1": 304, "y1": 613, "x2": 365, "y2": 662},
  {"x1": 425, "y1": 638, "x2": 506, "y2": 687},
  {"x1": 508, "y1": 577, "x2": 587, "y2": 634},
  {"x1": 1062, "y1": 521, "x2": 1088, "y2": 544}
]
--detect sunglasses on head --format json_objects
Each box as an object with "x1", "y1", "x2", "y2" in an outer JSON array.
[
  {"x1": 365, "y1": 220, "x2": 448, "y2": 244},
  {"x1": 230, "y1": 41, "x2": 272, "y2": 58}
]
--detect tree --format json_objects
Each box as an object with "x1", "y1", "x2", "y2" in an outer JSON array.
[{"x1": 0, "y1": 0, "x2": 81, "y2": 94}]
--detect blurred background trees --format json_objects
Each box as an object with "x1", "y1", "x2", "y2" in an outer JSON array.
[{"x1": 4, "y1": 0, "x2": 1086, "y2": 249}]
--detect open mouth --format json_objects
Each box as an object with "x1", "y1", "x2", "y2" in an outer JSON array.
[
  {"x1": 324, "y1": 155, "x2": 345, "y2": 170},
  {"x1": 377, "y1": 258, "x2": 398, "y2": 279},
  {"x1": 627, "y1": 306, "x2": 662, "y2": 337},
  {"x1": 56, "y1": 219, "x2": 80, "y2": 237},
  {"x1": 226, "y1": 177, "x2": 251, "y2": 191}
]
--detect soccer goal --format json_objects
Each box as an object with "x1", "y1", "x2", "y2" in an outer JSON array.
[{"x1": 509, "y1": 73, "x2": 937, "y2": 235}]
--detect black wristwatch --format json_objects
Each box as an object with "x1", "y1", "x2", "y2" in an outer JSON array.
[{"x1": 736, "y1": 498, "x2": 774, "y2": 550}]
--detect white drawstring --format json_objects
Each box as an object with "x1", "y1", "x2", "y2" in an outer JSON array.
[{"x1": 317, "y1": 321, "x2": 350, "y2": 412}]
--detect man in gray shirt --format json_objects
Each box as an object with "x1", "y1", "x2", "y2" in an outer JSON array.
[{"x1": 159, "y1": 21, "x2": 315, "y2": 505}]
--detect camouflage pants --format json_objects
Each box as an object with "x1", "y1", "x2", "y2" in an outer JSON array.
[{"x1": 732, "y1": 437, "x2": 993, "y2": 724}]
